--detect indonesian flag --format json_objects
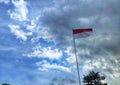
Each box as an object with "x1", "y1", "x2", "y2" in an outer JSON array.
[{"x1": 73, "y1": 28, "x2": 93, "y2": 39}]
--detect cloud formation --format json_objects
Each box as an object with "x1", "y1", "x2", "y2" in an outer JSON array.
[
  {"x1": 75, "y1": 34, "x2": 120, "y2": 79},
  {"x1": 24, "y1": 0, "x2": 120, "y2": 80},
  {"x1": 0, "y1": 0, "x2": 9, "y2": 4},
  {"x1": 24, "y1": 43, "x2": 63, "y2": 59},
  {"x1": 0, "y1": 0, "x2": 120, "y2": 85},
  {"x1": 8, "y1": 0, "x2": 28, "y2": 21},
  {"x1": 9, "y1": 24, "x2": 28, "y2": 41},
  {"x1": 36, "y1": 60, "x2": 71, "y2": 73}
]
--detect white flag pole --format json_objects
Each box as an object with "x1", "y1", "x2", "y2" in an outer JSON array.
[{"x1": 73, "y1": 32, "x2": 81, "y2": 85}]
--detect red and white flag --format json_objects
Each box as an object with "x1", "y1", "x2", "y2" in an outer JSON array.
[{"x1": 73, "y1": 28, "x2": 93, "y2": 39}]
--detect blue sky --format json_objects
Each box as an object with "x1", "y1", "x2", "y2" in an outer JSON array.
[{"x1": 0, "y1": 0, "x2": 120, "y2": 85}]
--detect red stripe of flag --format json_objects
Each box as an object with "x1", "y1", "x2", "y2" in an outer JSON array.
[{"x1": 73, "y1": 28, "x2": 93, "y2": 34}]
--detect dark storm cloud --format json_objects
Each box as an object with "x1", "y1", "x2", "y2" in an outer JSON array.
[
  {"x1": 35, "y1": 0, "x2": 120, "y2": 78},
  {"x1": 38, "y1": 0, "x2": 120, "y2": 48},
  {"x1": 23, "y1": 0, "x2": 120, "y2": 80},
  {"x1": 76, "y1": 34, "x2": 120, "y2": 78}
]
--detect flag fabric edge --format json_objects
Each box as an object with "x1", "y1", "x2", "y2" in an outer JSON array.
[{"x1": 72, "y1": 28, "x2": 92, "y2": 34}]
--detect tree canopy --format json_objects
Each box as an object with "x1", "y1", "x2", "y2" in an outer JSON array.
[{"x1": 83, "y1": 71, "x2": 107, "y2": 85}]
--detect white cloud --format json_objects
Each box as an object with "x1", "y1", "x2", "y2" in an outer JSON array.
[
  {"x1": 24, "y1": 44, "x2": 63, "y2": 59},
  {"x1": 6, "y1": 0, "x2": 35, "y2": 41},
  {"x1": 78, "y1": 17, "x2": 91, "y2": 24},
  {"x1": 77, "y1": 16, "x2": 98, "y2": 25},
  {"x1": 92, "y1": 61, "x2": 101, "y2": 68},
  {"x1": 0, "y1": 0, "x2": 9, "y2": 4},
  {"x1": 9, "y1": 24, "x2": 27, "y2": 41},
  {"x1": 88, "y1": 33, "x2": 112, "y2": 41},
  {"x1": 36, "y1": 60, "x2": 71, "y2": 73},
  {"x1": 82, "y1": 60, "x2": 94, "y2": 71},
  {"x1": 8, "y1": 0, "x2": 28, "y2": 21},
  {"x1": 0, "y1": 46, "x2": 17, "y2": 51},
  {"x1": 83, "y1": 64, "x2": 94, "y2": 71},
  {"x1": 113, "y1": 73, "x2": 120, "y2": 78},
  {"x1": 66, "y1": 55, "x2": 76, "y2": 64},
  {"x1": 30, "y1": 26, "x2": 54, "y2": 43},
  {"x1": 65, "y1": 47, "x2": 76, "y2": 63},
  {"x1": 26, "y1": 20, "x2": 36, "y2": 31},
  {"x1": 78, "y1": 49, "x2": 90, "y2": 55},
  {"x1": 65, "y1": 47, "x2": 90, "y2": 64},
  {"x1": 25, "y1": 16, "x2": 40, "y2": 31}
]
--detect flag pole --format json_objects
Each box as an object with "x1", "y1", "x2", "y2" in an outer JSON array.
[{"x1": 72, "y1": 32, "x2": 81, "y2": 85}]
